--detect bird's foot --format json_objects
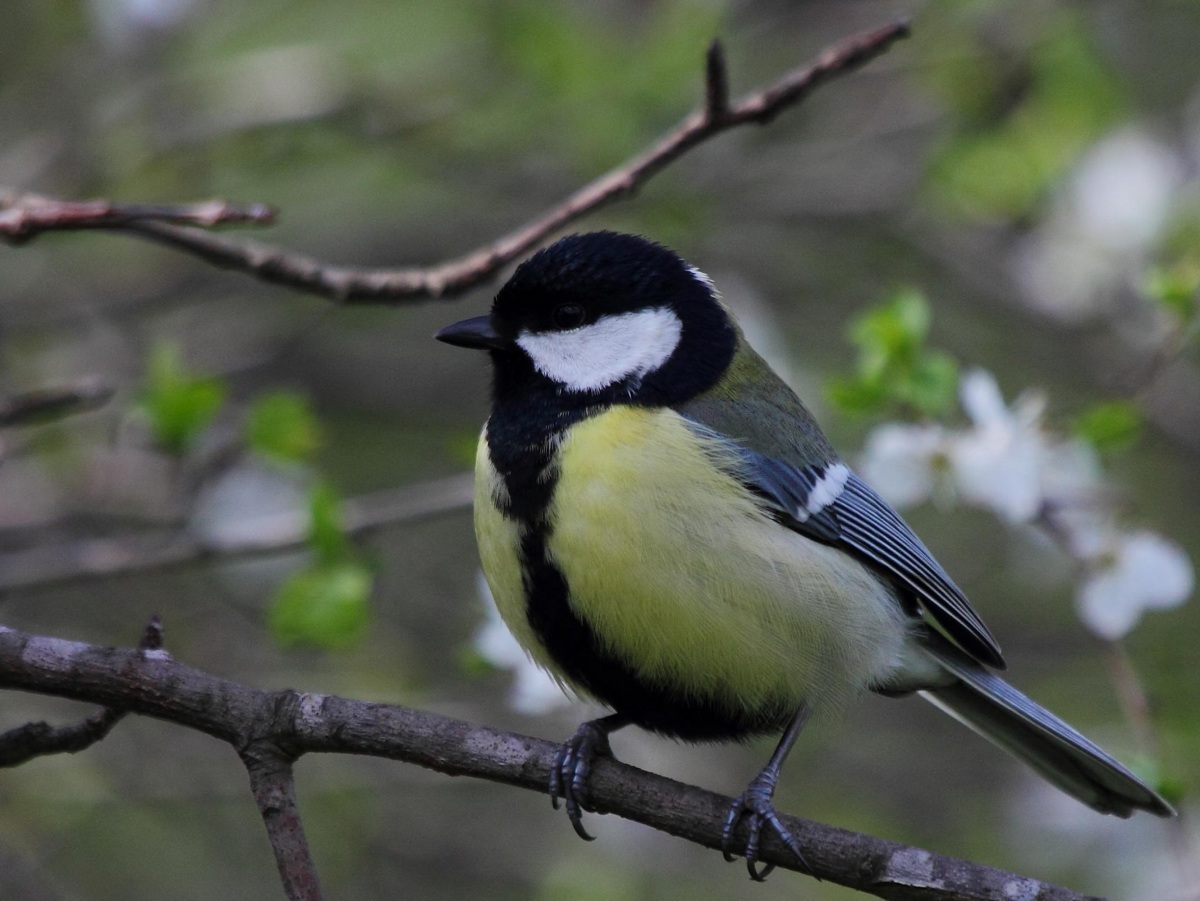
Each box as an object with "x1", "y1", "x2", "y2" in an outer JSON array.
[
  {"x1": 721, "y1": 770, "x2": 809, "y2": 881},
  {"x1": 549, "y1": 717, "x2": 617, "y2": 841}
]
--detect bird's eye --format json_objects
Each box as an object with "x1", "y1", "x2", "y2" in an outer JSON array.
[{"x1": 552, "y1": 303, "x2": 586, "y2": 330}]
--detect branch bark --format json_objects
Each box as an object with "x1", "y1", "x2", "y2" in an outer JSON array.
[
  {"x1": 0, "y1": 20, "x2": 909, "y2": 304},
  {"x1": 0, "y1": 472, "x2": 474, "y2": 593},
  {"x1": 0, "y1": 194, "x2": 275, "y2": 242},
  {"x1": 0, "y1": 624, "x2": 1101, "y2": 901},
  {"x1": 0, "y1": 379, "x2": 114, "y2": 428},
  {"x1": 244, "y1": 747, "x2": 326, "y2": 901}
]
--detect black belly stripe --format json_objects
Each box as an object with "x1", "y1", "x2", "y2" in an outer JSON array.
[
  {"x1": 485, "y1": 405, "x2": 794, "y2": 742},
  {"x1": 519, "y1": 524, "x2": 794, "y2": 740}
]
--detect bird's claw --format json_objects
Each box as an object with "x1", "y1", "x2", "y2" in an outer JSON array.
[
  {"x1": 721, "y1": 773, "x2": 809, "y2": 881},
  {"x1": 549, "y1": 719, "x2": 615, "y2": 841}
]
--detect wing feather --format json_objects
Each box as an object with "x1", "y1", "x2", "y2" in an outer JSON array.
[{"x1": 688, "y1": 419, "x2": 1005, "y2": 669}]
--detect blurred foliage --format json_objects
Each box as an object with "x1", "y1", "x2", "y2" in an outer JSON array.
[
  {"x1": 489, "y1": 0, "x2": 726, "y2": 168},
  {"x1": 1145, "y1": 261, "x2": 1200, "y2": 327},
  {"x1": 1073, "y1": 400, "x2": 1143, "y2": 454},
  {"x1": 246, "y1": 390, "x2": 323, "y2": 464},
  {"x1": 139, "y1": 343, "x2": 227, "y2": 455},
  {"x1": 3, "y1": 1, "x2": 1200, "y2": 900},
  {"x1": 925, "y1": 6, "x2": 1125, "y2": 219},
  {"x1": 269, "y1": 482, "x2": 373, "y2": 649},
  {"x1": 270, "y1": 558, "x2": 373, "y2": 648},
  {"x1": 827, "y1": 289, "x2": 960, "y2": 418}
]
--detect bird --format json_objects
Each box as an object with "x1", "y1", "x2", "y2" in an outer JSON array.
[{"x1": 435, "y1": 231, "x2": 1173, "y2": 880}]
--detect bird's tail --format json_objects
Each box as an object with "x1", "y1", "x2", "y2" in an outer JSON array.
[{"x1": 920, "y1": 642, "x2": 1174, "y2": 818}]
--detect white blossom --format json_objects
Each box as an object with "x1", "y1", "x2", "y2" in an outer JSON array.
[
  {"x1": 1076, "y1": 531, "x2": 1194, "y2": 640},
  {"x1": 1012, "y1": 127, "x2": 1185, "y2": 322},
  {"x1": 1070, "y1": 128, "x2": 1183, "y2": 254},
  {"x1": 949, "y1": 370, "x2": 1046, "y2": 523},
  {"x1": 856, "y1": 367, "x2": 1193, "y2": 641},
  {"x1": 858, "y1": 422, "x2": 946, "y2": 508},
  {"x1": 473, "y1": 573, "x2": 573, "y2": 715}
]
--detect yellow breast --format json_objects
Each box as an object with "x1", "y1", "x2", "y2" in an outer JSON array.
[{"x1": 476, "y1": 406, "x2": 908, "y2": 718}]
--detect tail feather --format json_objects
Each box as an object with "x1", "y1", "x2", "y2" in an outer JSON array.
[{"x1": 920, "y1": 643, "x2": 1173, "y2": 818}]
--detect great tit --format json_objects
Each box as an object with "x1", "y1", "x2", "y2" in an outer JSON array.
[{"x1": 436, "y1": 231, "x2": 1173, "y2": 879}]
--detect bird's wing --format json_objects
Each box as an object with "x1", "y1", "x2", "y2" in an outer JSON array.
[{"x1": 690, "y1": 421, "x2": 1005, "y2": 669}]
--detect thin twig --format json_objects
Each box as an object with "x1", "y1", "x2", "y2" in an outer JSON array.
[
  {"x1": 0, "y1": 20, "x2": 909, "y2": 304},
  {"x1": 0, "y1": 472, "x2": 475, "y2": 593},
  {"x1": 0, "y1": 623, "x2": 1100, "y2": 901},
  {"x1": 0, "y1": 193, "x2": 276, "y2": 243},
  {"x1": 0, "y1": 707, "x2": 126, "y2": 767},
  {"x1": 0, "y1": 379, "x2": 114, "y2": 428},
  {"x1": 0, "y1": 617, "x2": 159, "y2": 767},
  {"x1": 704, "y1": 40, "x2": 731, "y2": 123}
]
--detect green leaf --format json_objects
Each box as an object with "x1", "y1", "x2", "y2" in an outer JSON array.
[
  {"x1": 140, "y1": 344, "x2": 226, "y2": 455},
  {"x1": 1074, "y1": 400, "x2": 1143, "y2": 452},
  {"x1": 831, "y1": 289, "x2": 959, "y2": 419},
  {"x1": 926, "y1": 12, "x2": 1125, "y2": 219},
  {"x1": 247, "y1": 391, "x2": 322, "y2": 464},
  {"x1": 308, "y1": 482, "x2": 349, "y2": 566},
  {"x1": 900, "y1": 352, "x2": 961, "y2": 417},
  {"x1": 826, "y1": 376, "x2": 887, "y2": 416},
  {"x1": 1144, "y1": 264, "x2": 1200, "y2": 324},
  {"x1": 269, "y1": 560, "x2": 372, "y2": 649},
  {"x1": 849, "y1": 288, "x2": 931, "y2": 373}
]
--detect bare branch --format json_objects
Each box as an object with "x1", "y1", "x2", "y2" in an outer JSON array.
[
  {"x1": 0, "y1": 472, "x2": 474, "y2": 593},
  {"x1": 0, "y1": 19, "x2": 909, "y2": 305},
  {"x1": 0, "y1": 706, "x2": 125, "y2": 767},
  {"x1": 139, "y1": 614, "x2": 165, "y2": 651},
  {"x1": 243, "y1": 747, "x2": 326, "y2": 901},
  {"x1": 704, "y1": 40, "x2": 731, "y2": 123},
  {"x1": 0, "y1": 192, "x2": 275, "y2": 243},
  {"x1": 0, "y1": 624, "x2": 1101, "y2": 901},
  {"x1": 0, "y1": 379, "x2": 114, "y2": 428},
  {"x1": 0, "y1": 618, "x2": 161, "y2": 767}
]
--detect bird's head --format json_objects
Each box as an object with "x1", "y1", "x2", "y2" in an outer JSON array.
[{"x1": 436, "y1": 232, "x2": 737, "y2": 407}]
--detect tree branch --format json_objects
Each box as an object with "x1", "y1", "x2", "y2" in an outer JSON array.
[
  {"x1": 243, "y1": 745, "x2": 326, "y2": 901},
  {"x1": 0, "y1": 19, "x2": 909, "y2": 304},
  {"x1": 0, "y1": 472, "x2": 474, "y2": 593},
  {"x1": 0, "y1": 379, "x2": 114, "y2": 428},
  {"x1": 0, "y1": 623, "x2": 1100, "y2": 901},
  {"x1": 0, "y1": 616, "x2": 158, "y2": 767},
  {"x1": 0, "y1": 706, "x2": 125, "y2": 767},
  {"x1": 0, "y1": 193, "x2": 275, "y2": 243}
]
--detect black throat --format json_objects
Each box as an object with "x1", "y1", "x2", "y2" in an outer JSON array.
[{"x1": 480, "y1": 326, "x2": 791, "y2": 740}]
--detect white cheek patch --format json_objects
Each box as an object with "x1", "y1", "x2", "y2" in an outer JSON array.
[{"x1": 516, "y1": 307, "x2": 683, "y2": 392}]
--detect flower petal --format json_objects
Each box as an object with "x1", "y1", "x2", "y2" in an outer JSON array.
[
  {"x1": 1118, "y1": 532, "x2": 1194, "y2": 610},
  {"x1": 858, "y1": 423, "x2": 944, "y2": 508},
  {"x1": 1077, "y1": 568, "x2": 1143, "y2": 640}
]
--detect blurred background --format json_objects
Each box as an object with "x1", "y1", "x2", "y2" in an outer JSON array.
[{"x1": 1, "y1": 1, "x2": 1198, "y2": 899}]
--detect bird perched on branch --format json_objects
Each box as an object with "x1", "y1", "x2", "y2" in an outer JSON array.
[{"x1": 437, "y1": 231, "x2": 1172, "y2": 879}]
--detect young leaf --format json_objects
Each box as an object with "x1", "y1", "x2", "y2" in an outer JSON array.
[
  {"x1": 826, "y1": 376, "x2": 887, "y2": 416},
  {"x1": 902, "y1": 352, "x2": 960, "y2": 417},
  {"x1": 269, "y1": 560, "x2": 372, "y2": 649},
  {"x1": 849, "y1": 288, "x2": 930, "y2": 377},
  {"x1": 831, "y1": 289, "x2": 959, "y2": 419},
  {"x1": 1144, "y1": 264, "x2": 1199, "y2": 325},
  {"x1": 247, "y1": 391, "x2": 322, "y2": 464},
  {"x1": 308, "y1": 481, "x2": 349, "y2": 566},
  {"x1": 140, "y1": 344, "x2": 226, "y2": 455},
  {"x1": 1074, "y1": 400, "x2": 1143, "y2": 453}
]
